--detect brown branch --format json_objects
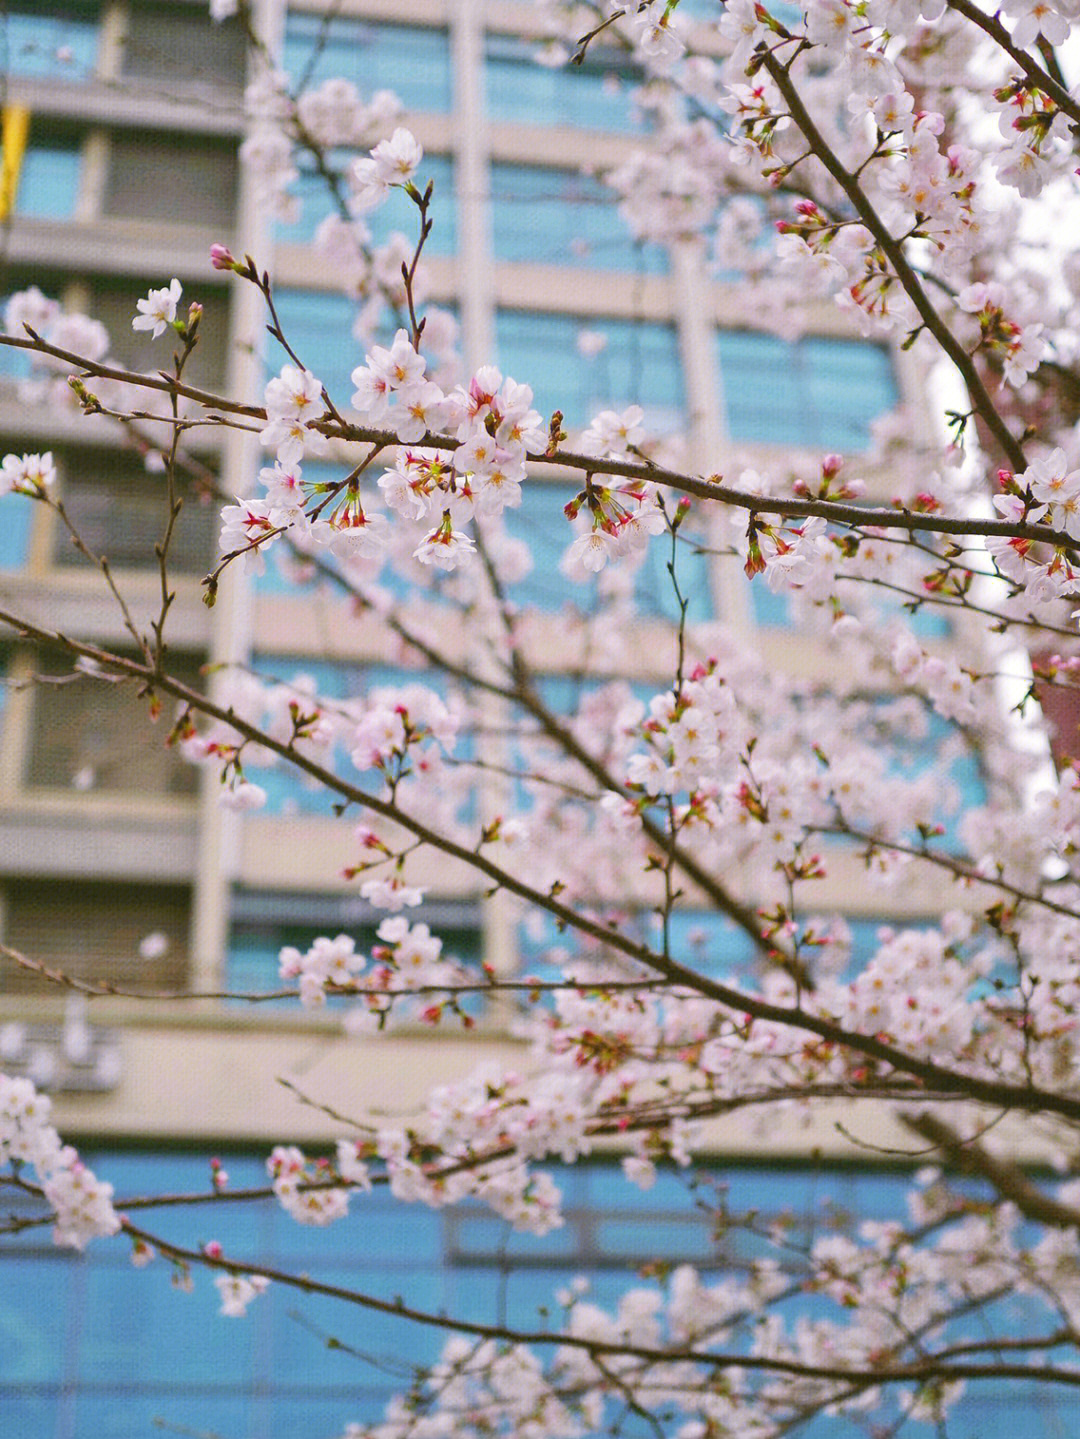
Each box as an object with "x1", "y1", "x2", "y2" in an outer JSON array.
[
  {"x1": 903, "y1": 1111, "x2": 1080, "y2": 1231},
  {"x1": 758, "y1": 50, "x2": 1028, "y2": 475},
  {"x1": 6, "y1": 617, "x2": 1080, "y2": 1124},
  {"x1": 1, "y1": 334, "x2": 1072, "y2": 546},
  {"x1": 95, "y1": 1219, "x2": 1080, "y2": 1391},
  {"x1": 944, "y1": 0, "x2": 1080, "y2": 127}
]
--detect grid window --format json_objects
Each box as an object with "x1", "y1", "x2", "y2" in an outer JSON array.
[
  {"x1": 269, "y1": 289, "x2": 362, "y2": 406},
  {"x1": 283, "y1": 15, "x2": 452, "y2": 113},
  {"x1": 0, "y1": 492, "x2": 33, "y2": 568},
  {"x1": 121, "y1": 3, "x2": 245, "y2": 89},
  {"x1": 274, "y1": 150, "x2": 455, "y2": 251},
  {"x1": 490, "y1": 163, "x2": 667, "y2": 273},
  {"x1": 227, "y1": 889, "x2": 481, "y2": 1002},
  {"x1": 1, "y1": 879, "x2": 190, "y2": 994},
  {"x1": 0, "y1": 2, "x2": 100, "y2": 80},
  {"x1": 91, "y1": 282, "x2": 230, "y2": 391},
  {"x1": 485, "y1": 34, "x2": 646, "y2": 133},
  {"x1": 716, "y1": 330, "x2": 897, "y2": 450},
  {"x1": 6, "y1": 1152, "x2": 1076, "y2": 1437},
  {"x1": 52, "y1": 446, "x2": 216, "y2": 574},
  {"x1": 269, "y1": 291, "x2": 458, "y2": 409},
  {"x1": 750, "y1": 571, "x2": 952, "y2": 636},
  {"x1": 241, "y1": 657, "x2": 467, "y2": 816},
  {"x1": 15, "y1": 134, "x2": 81, "y2": 219},
  {"x1": 496, "y1": 310, "x2": 684, "y2": 431},
  {"x1": 26, "y1": 649, "x2": 202, "y2": 797},
  {"x1": 103, "y1": 132, "x2": 238, "y2": 230}
]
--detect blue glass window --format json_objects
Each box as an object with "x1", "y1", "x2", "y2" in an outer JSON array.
[
  {"x1": 283, "y1": 15, "x2": 451, "y2": 113},
  {"x1": 485, "y1": 34, "x2": 646, "y2": 133},
  {"x1": 503, "y1": 480, "x2": 712, "y2": 621},
  {"x1": 890, "y1": 706, "x2": 985, "y2": 848},
  {"x1": 6, "y1": 1149, "x2": 1080, "y2": 1437},
  {"x1": 226, "y1": 889, "x2": 482, "y2": 1002},
  {"x1": 1, "y1": 4, "x2": 99, "y2": 79},
  {"x1": 749, "y1": 564, "x2": 952, "y2": 635},
  {"x1": 15, "y1": 139, "x2": 80, "y2": 218},
  {"x1": 716, "y1": 331, "x2": 897, "y2": 450},
  {"x1": 0, "y1": 492, "x2": 33, "y2": 567},
  {"x1": 268, "y1": 289, "x2": 362, "y2": 407},
  {"x1": 269, "y1": 291, "x2": 458, "y2": 412},
  {"x1": 676, "y1": 0, "x2": 802, "y2": 24},
  {"x1": 490, "y1": 164, "x2": 667, "y2": 273},
  {"x1": 496, "y1": 310, "x2": 684, "y2": 431},
  {"x1": 240, "y1": 656, "x2": 426, "y2": 816},
  {"x1": 275, "y1": 151, "x2": 455, "y2": 251}
]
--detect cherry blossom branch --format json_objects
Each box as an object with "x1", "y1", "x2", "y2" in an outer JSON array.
[
  {"x1": 943, "y1": 0, "x2": 1080, "y2": 126},
  {"x1": 82, "y1": 1218, "x2": 1080, "y2": 1392},
  {"x1": 903, "y1": 1111, "x2": 1080, "y2": 1230},
  {"x1": 2, "y1": 332, "x2": 1072, "y2": 547},
  {"x1": 6, "y1": 615, "x2": 1080, "y2": 1125},
  {"x1": 827, "y1": 823, "x2": 1080, "y2": 924},
  {"x1": 758, "y1": 49, "x2": 1028, "y2": 475}
]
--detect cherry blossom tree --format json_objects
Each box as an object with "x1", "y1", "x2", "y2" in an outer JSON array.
[{"x1": 9, "y1": 0, "x2": 1080, "y2": 1434}]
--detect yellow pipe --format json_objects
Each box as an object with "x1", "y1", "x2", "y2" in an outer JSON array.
[{"x1": 0, "y1": 105, "x2": 31, "y2": 220}]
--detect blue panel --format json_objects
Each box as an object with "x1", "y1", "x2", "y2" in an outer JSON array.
[
  {"x1": 283, "y1": 15, "x2": 451, "y2": 112},
  {"x1": 275, "y1": 150, "x2": 455, "y2": 252},
  {"x1": 6, "y1": 1148, "x2": 1080, "y2": 1437},
  {"x1": 274, "y1": 1203, "x2": 443, "y2": 1267},
  {"x1": 717, "y1": 330, "x2": 897, "y2": 450},
  {"x1": 0, "y1": 1258, "x2": 72, "y2": 1381},
  {"x1": 2, "y1": 5, "x2": 99, "y2": 79},
  {"x1": 268, "y1": 291, "x2": 458, "y2": 416},
  {"x1": 267, "y1": 289, "x2": 361, "y2": 409},
  {"x1": 888, "y1": 707, "x2": 986, "y2": 845},
  {"x1": 237, "y1": 656, "x2": 424, "y2": 816},
  {"x1": 496, "y1": 311, "x2": 684, "y2": 431},
  {"x1": 0, "y1": 494, "x2": 32, "y2": 567},
  {"x1": 490, "y1": 164, "x2": 667, "y2": 273},
  {"x1": 268, "y1": 1395, "x2": 394, "y2": 1438},
  {"x1": 595, "y1": 1216, "x2": 716, "y2": 1260},
  {"x1": 72, "y1": 1396, "x2": 252, "y2": 1439},
  {"x1": 17, "y1": 143, "x2": 81, "y2": 218},
  {"x1": 80, "y1": 1262, "x2": 256, "y2": 1385},
  {"x1": 503, "y1": 480, "x2": 712, "y2": 620},
  {"x1": 485, "y1": 34, "x2": 646, "y2": 133},
  {"x1": 750, "y1": 571, "x2": 952, "y2": 635},
  {"x1": 661, "y1": 907, "x2": 757, "y2": 977}
]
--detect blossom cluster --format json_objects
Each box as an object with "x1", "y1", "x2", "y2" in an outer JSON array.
[{"x1": 1, "y1": 1073, "x2": 120, "y2": 1250}]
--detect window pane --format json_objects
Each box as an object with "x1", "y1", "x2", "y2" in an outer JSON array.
[
  {"x1": 717, "y1": 330, "x2": 897, "y2": 450},
  {"x1": 17, "y1": 138, "x2": 81, "y2": 219},
  {"x1": 53, "y1": 447, "x2": 216, "y2": 575},
  {"x1": 90, "y1": 283, "x2": 230, "y2": 391},
  {"x1": 122, "y1": 3, "x2": 244, "y2": 88},
  {"x1": 283, "y1": 16, "x2": 451, "y2": 113},
  {"x1": 1, "y1": 3, "x2": 99, "y2": 80},
  {"x1": 496, "y1": 311, "x2": 684, "y2": 431},
  {"x1": 25, "y1": 651, "x2": 202, "y2": 797},
  {"x1": 275, "y1": 150, "x2": 455, "y2": 252},
  {"x1": 490, "y1": 164, "x2": 667, "y2": 273},
  {"x1": 503, "y1": 480, "x2": 712, "y2": 620},
  {"x1": 485, "y1": 35, "x2": 646, "y2": 133},
  {"x1": 104, "y1": 133, "x2": 238, "y2": 230},
  {"x1": 2, "y1": 879, "x2": 191, "y2": 993},
  {"x1": 0, "y1": 490, "x2": 32, "y2": 567},
  {"x1": 227, "y1": 888, "x2": 481, "y2": 1003},
  {"x1": 269, "y1": 289, "x2": 361, "y2": 406}
]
